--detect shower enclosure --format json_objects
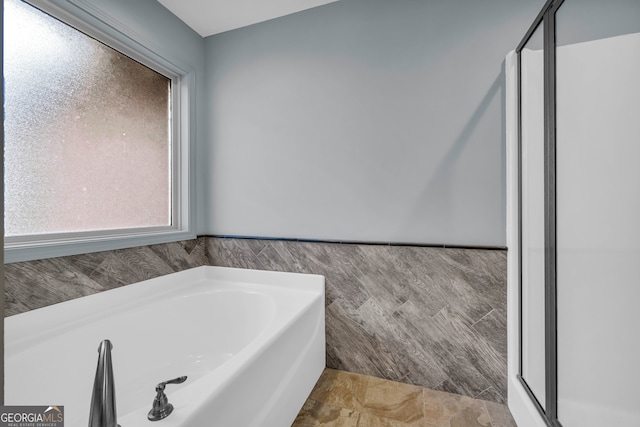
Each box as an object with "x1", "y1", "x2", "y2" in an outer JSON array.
[{"x1": 506, "y1": 1, "x2": 640, "y2": 426}]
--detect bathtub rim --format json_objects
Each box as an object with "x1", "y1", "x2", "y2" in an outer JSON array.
[{"x1": 5, "y1": 265, "x2": 324, "y2": 351}]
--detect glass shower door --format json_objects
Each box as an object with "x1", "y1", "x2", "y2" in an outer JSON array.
[
  {"x1": 519, "y1": 20, "x2": 546, "y2": 410},
  {"x1": 555, "y1": 1, "x2": 640, "y2": 426}
]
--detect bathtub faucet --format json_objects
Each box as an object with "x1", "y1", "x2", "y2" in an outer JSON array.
[{"x1": 89, "y1": 339, "x2": 120, "y2": 427}]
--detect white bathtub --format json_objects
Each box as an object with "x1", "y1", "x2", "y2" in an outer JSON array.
[{"x1": 5, "y1": 266, "x2": 325, "y2": 427}]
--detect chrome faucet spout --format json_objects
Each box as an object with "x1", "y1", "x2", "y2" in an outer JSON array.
[{"x1": 89, "y1": 339, "x2": 120, "y2": 427}]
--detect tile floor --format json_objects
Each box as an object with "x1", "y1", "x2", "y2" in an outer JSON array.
[{"x1": 292, "y1": 369, "x2": 517, "y2": 427}]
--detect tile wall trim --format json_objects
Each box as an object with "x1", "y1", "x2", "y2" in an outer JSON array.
[{"x1": 204, "y1": 234, "x2": 507, "y2": 251}]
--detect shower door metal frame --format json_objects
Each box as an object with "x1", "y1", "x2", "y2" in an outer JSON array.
[{"x1": 516, "y1": 0, "x2": 564, "y2": 426}]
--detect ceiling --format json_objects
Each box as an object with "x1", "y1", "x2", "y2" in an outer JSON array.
[{"x1": 157, "y1": 0, "x2": 340, "y2": 38}]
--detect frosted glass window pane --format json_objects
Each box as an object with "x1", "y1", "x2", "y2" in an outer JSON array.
[{"x1": 3, "y1": 0, "x2": 171, "y2": 236}]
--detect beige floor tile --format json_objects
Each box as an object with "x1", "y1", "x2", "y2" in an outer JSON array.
[
  {"x1": 357, "y1": 411, "x2": 424, "y2": 427},
  {"x1": 310, "y1": 369, "x2": 369, "y2": 411},
  {"x1": 296, "y1": 370, "x2": 514, "y2": 427},
  {"x1": 482, "y1": 400, "x2": 517, "y2": 427},
  {"x1": 361, "y1": 376, "x2": 424, "y2": 424},
  {"x1": 292, "y1": 398, "x2": 361, "y2": 427},
  {"x1": 449, "y1": 406, "x2": 491, "y2": 427},
  {"x1": 424, "y1": 388, "x2": 491, "y2": 427}
]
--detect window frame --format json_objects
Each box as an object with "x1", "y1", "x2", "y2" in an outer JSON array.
[{"x1": 4, "y1": 0, "x2": 195, "y2": 263}]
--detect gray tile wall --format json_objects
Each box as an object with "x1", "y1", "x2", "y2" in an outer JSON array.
[
  {"x1": 206, "y1": 238, "x2": 508, "y2": 403},
  {"x1": 4, "y1": 237, "x2": 507, "y2": 403},
  {"x1": 4, "y1": 238, "x2": 208, "y2": 316}
]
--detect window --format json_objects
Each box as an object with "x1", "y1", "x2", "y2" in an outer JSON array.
[{"x1": 3, "y1": 0, "x2": 192, "y2": 262}]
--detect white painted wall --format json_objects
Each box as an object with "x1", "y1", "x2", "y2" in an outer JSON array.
[{"x1": 204, "y1": 0, "x2": 544, "y2": 246}]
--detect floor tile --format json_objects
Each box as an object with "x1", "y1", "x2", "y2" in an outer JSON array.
[
  {"x1": 295, "y1": 369, "x2": 518, "y2": 427},
  {"x1": 293, "y1": 398, "x2": 360, "y2": 427},
  {"x1": 362, "y1": 376, "x2": 424, "y2": 424},
  {"x1": 310, "y1": 369, "x2": 369, "y2": 411},
  {"x1": 483, "y1": 400, "x2": 517, "y2": 427},
  {"x1": 357, "y1": 411, "x2": 423, "y2": 427},
  {"x1": 292, "y1": 368, "x2": 517, "y2": 427},
  {"x1": 423, "y1": 388, "x2": 491, "y2": 427},
  {"x1": 449, "y1": 406, "x2": 491, "y2": 427}
]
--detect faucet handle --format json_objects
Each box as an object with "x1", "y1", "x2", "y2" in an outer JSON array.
[
  {"x1": 148, "y1": 376, "x2": 188, "y2": 421},
  {"x1": 155, "y1": 376, "x2": 188, "y2": 392}
]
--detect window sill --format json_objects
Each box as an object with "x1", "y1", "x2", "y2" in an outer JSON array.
[{"x1": 4, "y1": 228, "x2": 196, "y2": 264}]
